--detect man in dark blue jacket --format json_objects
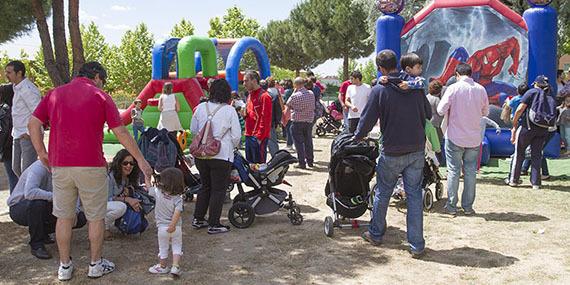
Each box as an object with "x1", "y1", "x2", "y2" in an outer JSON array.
[{"x1": 354, "y1": 49, "x2": 431, "y2": 258}]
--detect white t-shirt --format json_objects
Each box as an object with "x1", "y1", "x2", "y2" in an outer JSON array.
[{"x1": 346, "y1": 83, "x2": 371, "y2": 119}]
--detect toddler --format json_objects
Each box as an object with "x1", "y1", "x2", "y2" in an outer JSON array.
[{"x1": 147, "y1": 167, "x2": 185, "y2": 276}]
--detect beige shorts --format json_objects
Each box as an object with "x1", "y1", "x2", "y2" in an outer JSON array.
[{"x1": 52, "y1": 167, "x2": 108, "y2": 221}]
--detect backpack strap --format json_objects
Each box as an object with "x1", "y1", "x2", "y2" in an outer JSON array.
[{"x1": 205, "y1": 102, "x2": 225, "y2": 122}]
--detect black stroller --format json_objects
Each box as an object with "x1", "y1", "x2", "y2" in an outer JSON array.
[
  {"x1": 324, "y1": 133, "x2": 379, "y2": 237},
  {"x1": 228, "y1": 149, "x2": 303, "y2": 228},
  {"x1": 138, "y1": 127, "x2": 201, "y2": 200},
  {"x1": 316, "y1": 101, "x2": 344, "y2": 137},
  {"x1": 389, "y1": 155, "x2": 444, "y2": 211}
]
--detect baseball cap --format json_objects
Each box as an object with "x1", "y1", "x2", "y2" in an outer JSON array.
[{"x1": 533, "y1": 75, "x2": 549, "y2": 87}]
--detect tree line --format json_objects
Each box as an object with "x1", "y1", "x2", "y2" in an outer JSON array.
[{"x1": 1, "y1": 0, "x2": 569, "y2": 102}]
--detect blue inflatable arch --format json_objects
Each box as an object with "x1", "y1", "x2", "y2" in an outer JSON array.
[
  {"x1": 151, "y1": 38, "x2": 180, "y2": 80},
  {"x1": 225, "y1": 37, "x2": 271, "y2": 91}
]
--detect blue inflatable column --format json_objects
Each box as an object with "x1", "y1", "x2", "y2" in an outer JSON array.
[
  {"x1": 151, "y1": 38, "x2": 181, "y2": 80},
  {"x1": 375, "y1": 14, "x2": 404, "y2": 77},
  {"x1": 523, "y1": 4, "x2": 558, "y2": 94}
]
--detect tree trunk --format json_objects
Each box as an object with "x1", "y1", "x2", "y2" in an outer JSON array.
[
  {"x1": 295, "y1": 69, "x2": 300, "y2": 77},
  {"x1": 68, "y1": 0, "x2": 85, "y2": 77},
  {"x1": 343, "y1": 54, "x2": 349, "y2": 81},
  {"x1": 52, "y1": 0, "x2": 70, "y2": 84},
  {"x1": 31, "y1": 0, "x2": 64, "y2": 87}
]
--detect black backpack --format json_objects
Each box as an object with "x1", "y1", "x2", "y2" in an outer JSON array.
[
  {"x1": 270, "y1": 91, "x2": 283, "y2": 127},
  {"x1": 0, "y1": 103, "x2": 12, "y2": 162}
]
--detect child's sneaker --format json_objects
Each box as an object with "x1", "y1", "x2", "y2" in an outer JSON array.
[
  {"x1": 58, "y1": 260, "x2": 74, "y2": 281},
  {"x1": 192, "y1": 218, "x2": 209, "y2": 229},
  {"x1": 88, "y1": 258, "x2": 115, "y2": 278},
  {"x1": 170, "y1": 265, "x2": 181, "y2": 276},
  {"x1": 208, "y1": 224, "x2": 230, "y2": 234},
  {"x1": 148, "y1": 264, "x2": 170, "y2": 274}
]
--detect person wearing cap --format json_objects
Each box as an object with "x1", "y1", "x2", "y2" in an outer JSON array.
[
  {"x1": 28, "y1": 61, "x2": 153, "y2": 281},
  {"x1": 509, "y1": 75, "x2": 557, "y2": 190}
]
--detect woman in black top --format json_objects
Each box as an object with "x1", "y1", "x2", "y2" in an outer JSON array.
[{"x1": 0, "y1": 84, "x2": 18, "y2": 193}]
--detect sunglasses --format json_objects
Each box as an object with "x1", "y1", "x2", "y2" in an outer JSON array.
[{"x1": 121, "y1": 161, "x2": 136, "y2": 166}]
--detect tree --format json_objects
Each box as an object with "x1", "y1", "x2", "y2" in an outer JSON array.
[
  {"x1": 68, "y1": 0, "x2": 85, "y2": 77},
  {"x1": 0, "y1": 0, "x2": 50, "y2": 44},
  {"x1": 31, "y1": 0, "x2": 85, "y2": 87},
  {"x1": 208, "y1": 6, "x2": 260, "y2": 70},
  {"x1": 170, "y1": 18, "x2": 195, "y2": 38},
  {"x1": 336, "y1": 59, "x2": 359, "y2": 83},
  {"x1": 290, "y1": 0, "x2": 374, "y2": 81},
  {"x1": 259, "y1": 20, "x2": 323, "y2": 76},
  {"x1": 81, "y1": 22, "x2": 110, "y2": 64},
  {"x1": 109, "y1": 23, "x2": 154, "y2": 96},
  {"x1": 360, "y1": 59, "x2": 377, "y2": 85}
]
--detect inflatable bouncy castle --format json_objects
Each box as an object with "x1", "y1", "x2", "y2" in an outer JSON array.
[
  {"x1": 375, "y1": 0, "x2": 560, "y2": 161},
  {"x1": 104, "y1": 36, "x2": 271, "y2": 143}
]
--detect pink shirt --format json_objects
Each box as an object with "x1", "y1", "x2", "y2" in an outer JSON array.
[
  {"x1": 33, "y1": 77, "x2": 123, "y2": 167},
  {"x1": 437, "y1": 77, "x2": 489, "y2": 148}
]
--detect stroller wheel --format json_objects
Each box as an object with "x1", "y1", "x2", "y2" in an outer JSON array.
[
  {"x1": 423, "y1": 188, "x2": 434, "y2": 211},
  {"x1": 288, "y1": 205, "x2": 303, "y2": 225},
  {"x1": 435, "y1": 182, "x2": 444, "y2": 201},
  {"x1": 228, "y1": 202, "x2": 255, "y2": 229},
  {"x1": 324, "y1": 216, "x2": 334, "y2": 237},
  {"x1": 316, "y1": 125, "x2": 326, "y2": 137}
]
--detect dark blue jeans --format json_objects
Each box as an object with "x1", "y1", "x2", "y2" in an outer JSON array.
[
  {"x1": 3, "y1": 159, "x2": 18, "y2": 193},
  {"x1": 291, "y1": 122, "x2": 314, "y2": 166},
  {"x1": 521, "y1": 131, "x2": 554, "y2": 176},
  {"x1": 245, "y1": 136, "x2": 268, "y2": 163},
  {"x1": 368, "y1": 151, "x2": 425, "y2": 253},
  {"x1": 510, "y1": 127, "x2": 548, "y2": 186},
  {"x1": 285, "y1": 121, "x2": 294, "y2": 147},
  {"x1": 10, "y1": 200, "x2": 56, "y2": 249},
  {"x1": 132, "y1": 124, "x2": 145, "y2": 143}
]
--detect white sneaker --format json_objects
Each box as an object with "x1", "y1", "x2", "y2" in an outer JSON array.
[
  {"x1": 148, "y1": 264, "x2": 170, "y2": 274},
  {"x1": 58, "y1": 260, "x2": 74, "y2": 281},
  {"x1": 88, "y1": 258, "x2": 115, "y2": 278},
  {"x1": 532, "y1": 185, "x2": 541, "y2": 190},
  {"x1": 170, "y1": 265, "x2": 181, "y2": 276}
]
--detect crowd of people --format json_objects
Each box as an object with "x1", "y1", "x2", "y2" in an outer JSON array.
[{"x1": 2, "y1": 49, "x2": 569, "y2": 280}]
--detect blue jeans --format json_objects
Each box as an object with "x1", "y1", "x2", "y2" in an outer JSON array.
[
  {"x1": 3, "y1": 159, "x2": 18, "y2": 193},
  {"x1": 267, "y1": 127, "x2": 279, "y2": 157},
  {"x1": 245, "y1": 136, "x2": 267, "y2": 163},
  {"x1": 291, "y1": 122, "x2": 314, "y2": 166},
  {"x1": 562, "y1": 126, "x2": 570, "y2": 149},
  {"x1": 285, "y1": 121, "x2": 294, "y2": 147},
  {"x1": 445, "y1": 139, "x2": 479, "y2": 212},
  {"x1": 368, "y1": 150, "x2": 425, "y2": 253},
  {"x1": 133, "y1": 124, "x2": 145, "y2": 142}
]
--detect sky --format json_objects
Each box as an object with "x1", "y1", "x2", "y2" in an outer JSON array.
[{"x1": 0, "y1": 0, "x2": 369, "y2": 76}]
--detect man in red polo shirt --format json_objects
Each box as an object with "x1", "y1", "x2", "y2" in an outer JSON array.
[
  {"x1": 338, "y1": 79, "x2": 352, "y2": 128},
  {"x1": 243, "y1": 71, "x2": 272, "y2": 163},
  {"x1": 28, "y1": 62, "x2": 152, "y2": 281}
]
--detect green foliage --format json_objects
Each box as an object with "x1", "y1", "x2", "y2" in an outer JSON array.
[
  {"x1": 0, "y1": 0, "x2": 51, "y2": 44},
  {"x1": 108, "y1": 23, "x2": 154, "y2": 95},
  {"x1": 290, "y1": 0, "x2": 374, "y2": 80},
  {"x1": 208, "y1": 6, "x2": 260, "y2": 70},
  {"x1": 270, "y1": 66, "x2": 297, "y2": 81},
  {"x1": 336, "y1": 58, "x2": 377, "y2": 85},
  {"x1": 170, "y1": 19, "x2": 195, "y2": 38},
  {"x1": 259, "y1": 20, "x2": 323, "y2": 74},
  {"x1": 81, "y1": 22, "x2": 110, "y2": 63},
  {"x1": 336, "y1": 59, "x2": 359, "y2": 83}
]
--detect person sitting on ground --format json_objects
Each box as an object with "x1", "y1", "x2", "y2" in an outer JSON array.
[
  {"x1": 7, "y1": 160, "x2": 86, "y2": 259},
  {"x1": 105, "y1": 149, "x2": 142, "y2": 240},
  {"x1": 147, "y1": 167, "x2": 185, "y2": 276}
]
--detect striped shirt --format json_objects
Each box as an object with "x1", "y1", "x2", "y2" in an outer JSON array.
[{"x1": 286, "y1": 87, "x2": 315, "y2": 123}]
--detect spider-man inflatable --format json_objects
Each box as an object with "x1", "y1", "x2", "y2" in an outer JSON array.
[{"x1": 434, "y1": 37, "x2": 520, "y2": 99}]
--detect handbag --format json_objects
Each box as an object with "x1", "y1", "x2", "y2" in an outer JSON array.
[{"x1": 189, "y1": 103, "x2": 225, "y2": 158}]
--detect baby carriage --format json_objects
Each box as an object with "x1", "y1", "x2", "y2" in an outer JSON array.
[
  {"x1": 316, "y1": 101, "x2": 344, "y2": 137},
  {"x1": 324, "y1": 133, "x2": 379, "y2": 237},
  {"x1": 228, "y1": 149, "x2": 303, "y2": 228},
  {"x1": 390, "y1": 155, "x2": 444, "y2": 211},
  {"x1": 138, "y1": 127, "x2": 201, "y2": 201}
]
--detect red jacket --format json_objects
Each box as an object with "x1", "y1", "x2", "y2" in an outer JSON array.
[{"x1": 245, "y1": 88, "x2": 272, "y2": 140}]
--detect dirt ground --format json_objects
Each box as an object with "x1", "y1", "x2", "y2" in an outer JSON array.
[{"x1": 0, "y1": 136, "x2": 569, "y2": 285}]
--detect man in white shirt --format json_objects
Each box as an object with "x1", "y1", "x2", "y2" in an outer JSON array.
[
  {"x1": 345, "y1": 70, "x2": 371, "y2": 133},
  {"x1": 5, "y1": 61, "x2": 41, "y2": 176}
]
